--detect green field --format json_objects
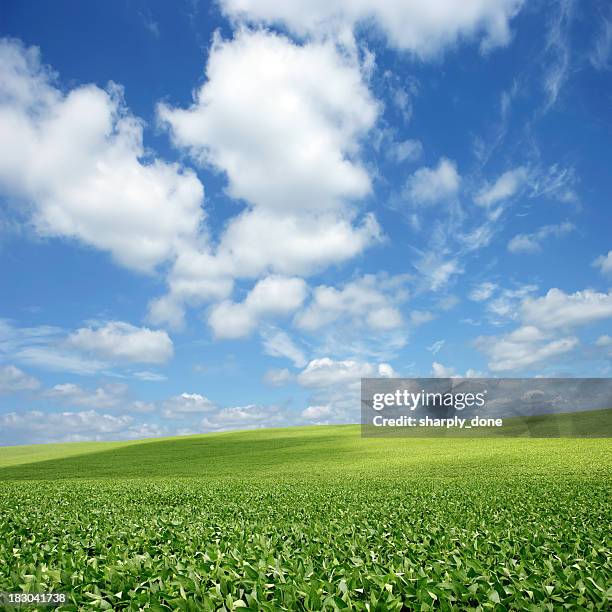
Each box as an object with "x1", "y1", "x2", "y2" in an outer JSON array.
[{"x1": 0, "y1": 411, "x2": 611, "y2": 610}]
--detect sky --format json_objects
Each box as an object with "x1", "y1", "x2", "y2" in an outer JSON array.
[{"x1": 0, "y1": 0, "x2": 611, "y2": 445}]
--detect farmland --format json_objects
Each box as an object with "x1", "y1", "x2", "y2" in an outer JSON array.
[{"x1": 0, "y1": 411, "x2": 611, "y2": 610}]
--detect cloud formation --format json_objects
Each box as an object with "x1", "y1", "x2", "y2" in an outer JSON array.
[
  {"x1": 0, "y1": 39, "x2": 204, "y2": 274},
  {"x1": 0, "y1": 365, "x2": 40, "y2": 393},
  {"x1": 67, "y1": 321, "x2": 173, "y2": 364},
  {"x1": 220, "y1": 0, "x2": 525, "y2": 58}
]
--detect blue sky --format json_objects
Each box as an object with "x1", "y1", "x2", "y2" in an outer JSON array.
[{"x1": 0, "y1": 0, "x2": 611, "y2": 444}]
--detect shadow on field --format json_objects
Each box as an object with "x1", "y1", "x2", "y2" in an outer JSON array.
[
  {"x1": 1, "y1": 410, "x2": 610, "y2": 482},
  {"x1": 0, "y1": 427, "x2": 362, "y2": 481}
]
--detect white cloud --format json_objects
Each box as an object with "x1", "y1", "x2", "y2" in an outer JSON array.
[
  {"x1": 220, "y1": 0, "x2": 525, "y2": 58},
  {"x1": 474, "y1": 325, "x2": 578, "y2": 372},
  {"x1": 263, "y1": 368, "x2": 293, "y2": 386},
  {"x1": 209, "y1": 275, "x2": 307, "y2": 339},
  {"x1": 388, "y1": 139, "x2": 423, "y2": 163},
  {"x1": 297, "y1": 357, "x2": 394, "y2": 389},
  {"x1": 162, "y1": 392, "x2": 217, "y2": 418},
  {"x1": 427, "y1": 339, "x2": 445, "y2": 355},
  {"x1": 149, "y1": 29, "x2": 383, "y2": 326},
  {"x1": 217, "y1": 209, "x2": 381, "y2": 279},
  {"x1": 46, "y1": 382, "x2": 128, "y2": 410},
  {"x1": 410, "y1": 310, "x2": 435, "y2": 326},
  {"x1": 469, "y1": 281, "x2": 497, "y2": 301},
  {"x1": 529, "y1": 164, "x2": 577, "y2": 202},
  {"x1": 0, "y1": 320, "x2": 108, "y2": 375},
  {"x1": 431, "y1": 361, "x2": 455, "y2": 377},
  {"x1": 295, "y1": 358, "x2": 397, "y2": 424},
  {"x1": 0, "y1": 365, "x2": 40, "y2": 393},
  {"x1": 590, "y1": 14, "x2": 612, "y2": 70},
  {"x1": 1, "y1": 35, "x2": 385, "y2": 349},
  {"x1": 147, "y1": 248, "x2": 235, "y2": 330},
  {"x1": 201, "y1": 404, "x2": 287, "y2": 432},
  {"x1": 414, "y1": 253, "x2": 463, "y2": 291},
  {"x1": 261, "y1": 329, "x2": 306, "y2": 367},
  {"x1": 595, "y1": 335, "x2": 612, "y2": 359},
  {"x1": 0, "y1": 39, "x2": 204, "y2": 274},
  {"x1": 593, "y1": 251, "x2": 612, "y2": 276},
  {"x1": 159, "y1": 29, "x2": 376, "y2": 213},
  {"x1": 377, "y1": 363, "x2": 398, "y2": 378},
  {"x1": 484, "y1": 284, "x2": 538, "y2": 323},
  {"x1": 301, "y1": 404, "x2": 332, "y2": 420},
  {"x1": 12, "y1": 347, "x2": 107, "y2": 375},
  {"x1": 522, "y1": 289, "x2": 612, "y2": 330},
  {"x1": 133, "y1": 371, "x2": 167, "y2": 382},
  {"x1": 295, "y1": 274, "x2": 407, "y2": 332},
  {"x1": 67, "y1": 321, "x2": 173, "y2": 364},
  {"x1": 542, "y1": 0, "x2": 573, "y2": 110},
  {"x1": 507, "y1": 222, "x2": 574, "y2": 254},
  {"x1": 0, "y1": 409, "x2": 135, "y2": 444},
  {"x1": 431, "y1": 361, "x2": 484, "y2": 378},
  {"x1": 129, "y1": 400, "x2": 156, "y2": 413},
  {"x1": 404, "y1": 158, "x2": 460, "y2": 206},
  {"x1": 595, "y1": 334, "x2": 612, "y2": 348},
  {"x1": 475, "y1": 166, "x2": 527, "y2": 207}
]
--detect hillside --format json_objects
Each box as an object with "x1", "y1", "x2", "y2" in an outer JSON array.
[
  {"x1": 0, "y1": 410, "x2": 610, "y2": 609},
  {"x1": 0, "y1": 408, "x2": 610, "y2": 481}
]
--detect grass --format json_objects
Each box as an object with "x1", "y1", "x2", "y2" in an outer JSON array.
[{"x1": 0, "y1": 410, "x2": 610, "y2": 610}]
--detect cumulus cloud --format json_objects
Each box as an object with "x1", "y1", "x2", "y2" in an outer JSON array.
[
  {"x1": 46, "y1": 382, "x2": 128, "y2": 410},
  {"x1": 220, "y1": 0, "x2": 525, "y2": 58},
  {"x1": 295, "y1": 274, "x2": 407, "y2": 332},
  {"x1": 201, "y1": 404, "x2": 287, "y2": 432},
  {"x1": 592, "y1": 250, "x2": 612, "y2": 276},
  {"x1": 0, "y1": 365, "x2": 40, "y2": 393},
  {"x1": 0, "y1": 39, "x2": 204, "y2": 274},
  {"x1": 507, "y1": 222, "x2": 574, "y2": 254},
  {"x1": 301, "y1": 404, "x2": 332, "y2": 420},
  {"x1": 162, "y1": 393, "x2": 217, "y2": 418},
  {"x1": 149, "y1": 210, "x2": 380, "y2": 334},
  {"x1": 297, "y1": 357, "x2": 395, "y2": 389},
  {"x1": 67, "y1": 321, "x2": 173, "y2": 364},
  {"x1": 522, "y1": 289, "x2": 612, "y2": 330},
  {"x1": 431, "y1": 361, "x2": 456, "y2": 377},
  {"x1": 295, "y1": 358, "x2": 398, "y2": 424},
  {"x1": 150, "y1": 29, "x2": 382, "y2": 326},
  {"x1": 159, "y1": 29, "x2": 376, "y2": 212},
  {"x1": 475, "y1": 166, "x2": 527, "y2": 207},
  {"x1": 214, "y1": 209, "x2": 381, "y2": 279},
  {"x1": 474, "y1": 325, "x2": 578, "y2": 372},
  {"x1": 431, "y1": 362, "x2": 483, "y2": 378},
  {"x1": 2, "y1": 37, "x2": 380, "y2": 344},
  {"x1": 209, "y1": 276, "x2": 307, "y2": 339},
  {"x1": 403, "y1": 158, "x2": 460, "y2": 206}
]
